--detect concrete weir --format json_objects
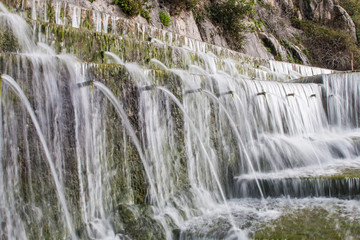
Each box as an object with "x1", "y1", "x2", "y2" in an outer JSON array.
[{"x1": 0, "y1": 1, "x2": 359, "y2": 239}]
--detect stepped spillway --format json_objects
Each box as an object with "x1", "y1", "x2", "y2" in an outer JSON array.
[{"x1": 0, "y1": 0, "x2": 359, "y2": 240}]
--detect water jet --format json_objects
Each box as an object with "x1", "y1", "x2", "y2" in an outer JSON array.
[{"x1": 184, "y1": 88, "x2": 202, "y2": 95}]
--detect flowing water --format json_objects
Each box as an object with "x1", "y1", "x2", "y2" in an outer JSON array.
[
  {"x1": 1, "y1": 74, "x2": 77, "y2": 239},
  {"x1": 1, "y1": 1, "x2": 360, "y2": 239}
]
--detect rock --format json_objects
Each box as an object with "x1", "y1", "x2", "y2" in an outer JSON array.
[
  {"x1": 276, "y1": 0, "x2": 295, "y2": 13},
  {"x1": 298, "y1": 0, "x2": 335, "y2": 20},
  {"x1": 333, "y1": 5, "x2": 357, "y2": 41},
  {"x1": 112, "y1": 204, "x2": 167, "y2": 240},
  {"x1": 297, "y1": 0, "x2": 357, "y2": 43},
  {"x1": 290, "y1": 44, "x2": 311, "y2": 65},
  {"x1": 259, "y1": 33, "x2": 288, "y2": 61},
  {"x1": 258, "y1": 31, "x2": 310, "y2": 64},
  {"x1": 197, "y1": 17, "x2": 228, "y2": 48},
  {"x1": 242, "y1": 32, "x2": 274, "y2": 60},
  {"x1": 169, "y1": 10, "x2": 202, "y2": 40}
]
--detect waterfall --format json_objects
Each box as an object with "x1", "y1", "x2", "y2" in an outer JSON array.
[
  {"x1": 1, "y1": 74, "x2": 77, "y2": 239},
  {"x1": 323, "y1": 73, "x2": 360, "y2": 128},
  {"x1": 1, "y1": 0, "x2": 360, "y2": 239}
]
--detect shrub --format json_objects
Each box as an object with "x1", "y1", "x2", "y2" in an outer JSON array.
[
  {"x1": 113, "y1": 0, "x2": 143, "y2": 16},
  {"x1": 113, "y1": 0, "x2": 153, "y2": 22},
  {"x1": 140, "y1": 10, "x2": 150, "y2": 22},
  {"x1": 159, "y1": 11, "x2": 172, "y2": 27},
  {"x1": 207, "y1": 0, "x2": 254, "y2": 51},
  {"x1": 292, "y1": 19, "x2": 360, "y2": 70}
]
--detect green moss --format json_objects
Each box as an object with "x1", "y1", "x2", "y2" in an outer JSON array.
[
  {"x1": 140, "y1": 9, "x2": 151, "y2": 23},
  {"x1": 0, "y1": 55, "x2": 82, "y2": 239},
  {"x1": 253, "y1": 206, "x2": 360, "y2": 239},
  {"x1": 299, "y1": 168, "x2": 360, "y2": 180},
  {"x1": 159, "y1": 11, "x2": 172, "y2": 27},
  {"x1": 114, "y1": 204, "x2": 166, "y2": 239},
  {"x1": 252, "y1": 19, "x2": 264, "y2": 31},
  {"x1": 89, "y1": 64, "x2": 150, "y2": 204},
  {"x1": 47, "y1": 2, "x2": 55, "y2": 23},
  {"x1": 33, "y1": 21, "x2": 179, "y2": 66},
  {"x1": 82, "y1": 11, "x2": 93, "y2": 30},
  {"x1": 328, "y1": 168, "x2": 360, "y2": 179},
  {"x1": 0, "y1": 26, "x2": 20, "y2": 52}
]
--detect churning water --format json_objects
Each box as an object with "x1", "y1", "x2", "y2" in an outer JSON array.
[{"x1": 1, "y1": 1, "x2": 359, "y2": 239}]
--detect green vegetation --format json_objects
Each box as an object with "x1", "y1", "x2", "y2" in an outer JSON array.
[
  {"x1": 252, "y1": 19, "x2": 264, "y2": 31},
  {"x1": 280, "y1": 39, "x2": 303, "y2": 64},
  {"x1": 339, "y1": 0, "x2": 360, "y2": 44},
  {"x1": 114, "y1": 204, "x2": 166, "y2": 239},
  {"x1": 140, "y1": 5, "x2": 153, "y2": 23},
  {"x1": 253, "y1": 206, "x2": 360, "y2": 239},
  {"x1": 292, "y1": 19, "x2": 360, "y2": 70},
  {"x1": 113, "y1": 0, "x2": 153, "y2": 22},
  {"x1": 322, "y1": 168, "x2": 360, "y2": 179},
  {"x1": 207, "y1": 0, "x2": 255, "y2": 51},
  {"x1": 159, "y1": 11, "x2": 172, "y2": 27},
  {"x1": 113, "y1": 0, "x2": 143, "y2": 16}
]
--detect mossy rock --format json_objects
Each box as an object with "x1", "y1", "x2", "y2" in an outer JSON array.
[
  {"x1": 112, "y1": 204, "x2": 167, "y2": 240},
  {"x1": 0, "y1": 26, "x2": 21, "y2": 53},
  {"x1": 302, "y1": 168, "x2": 360, "y2": 180},
  {"x1": 252, "y1": 206, "x2": 360, "y2": 239}
]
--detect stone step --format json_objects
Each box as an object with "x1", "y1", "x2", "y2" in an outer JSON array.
[
  {"x1": 233, "y1": 167, "x2": 360, "y2": 199},
  {"x1": 0, "y1": 17, "x2": 333, "y2": 84},
  {"x1": 292, "y1": 72, "x2": 360, "y2": 84},
  {"x1": 0, "y1": 52, "x2": 178, "y2": 87},
  {"x1": 1, "y1": 19, "x2": 274, "y2": 80},
  {"x1": 178, "y1": 197, "x2": 360, "y2": 239},
  {"x1": 252, "y1": 199, "x2": 360, "y2": 239},
  {"x1": 1, "y1": 0, "x2": 334, "y2": 81},
  {"x1": 2, "y1": 0, "x2": 258, "y2": 63}
]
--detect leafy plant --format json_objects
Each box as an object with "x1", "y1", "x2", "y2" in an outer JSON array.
[
  {"x1": 140, "y1": 10, "x2": 150, "y2": 22},
  {"x1": 113, "y1": 0, "x2": 143, "y2": 16},
  {"x1": 140, "y1": 6, "x2": 153, "y2": 23},
  {"x1": 113, "y1": 0, "x2": 153, "y2": 22},
  {"x1": 159, "y1": 11, "x2": 172, "y2": 27},
  {"x1": 207, "y1": 0, "x2": 255, "y2": 50}
]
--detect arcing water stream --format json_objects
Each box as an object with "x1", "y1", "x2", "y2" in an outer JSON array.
[
  {"x1": 1, "y1": 74, "x2": 77, "y2": 239},
  {"x1": 1, "y1": 1, "x2": 360, "y2": 239}
]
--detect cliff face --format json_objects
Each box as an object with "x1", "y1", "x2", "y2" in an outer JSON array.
[
  {"x1": 248, "y1": 0, "x2": 359, "y2": 69},
  {"x1": 73, "y1": 0, "x2": 359, "y2": 70}
]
